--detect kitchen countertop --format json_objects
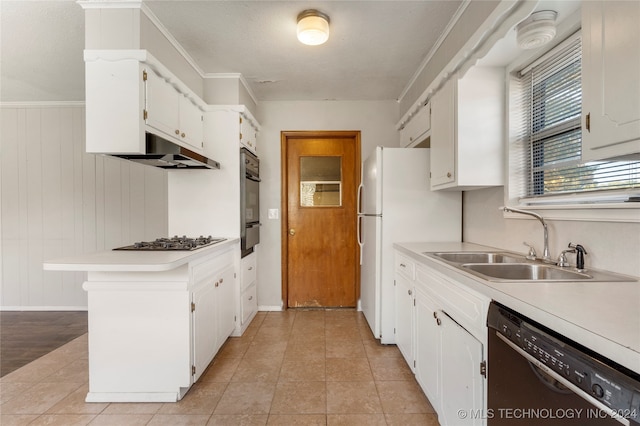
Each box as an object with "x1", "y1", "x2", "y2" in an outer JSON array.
[
  {"x1": 43, "y1": 238, "x2": 239, "y2": 272},
  {"x1": 394, "y1": 241, "x2": 640, "y2": 375}
]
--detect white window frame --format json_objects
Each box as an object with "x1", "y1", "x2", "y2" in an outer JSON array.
[{"x1": 504, "y1": 31, "x2": 640, "y2": 223}]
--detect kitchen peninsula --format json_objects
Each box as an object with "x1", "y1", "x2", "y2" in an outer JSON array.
[{"x1": 43, "y1": 238, "x2": 240, "y2": 402}]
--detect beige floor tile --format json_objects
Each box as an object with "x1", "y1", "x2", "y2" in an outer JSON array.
[
  {"x1": 376, "y1": 380, "x2": 434, "y2": 414},
  {"x1": 101, "y1": 402, "x2": 163, "y2": 415},
  {"x1": 0, "y1": 359, "x2": 69, "y2": 384},
  {"x1": 213, "y1": 382, "x2": 276, "y2": 415},
  {"x1": 0, "y1": 414, "x2": 40, "y2": 426},
  {"x1": 45, "y1": 384, "x2": 107, "y2": 414},
  {"x1": 369, "y1": 356, "x2": 414, "y2": 381},
  {"x1": 270, "y1": 381, "x2": 326, "y2": 414},
  {"x1": 326, "y1": 381, "x2": 382, "y2": 414},
  {"x1": 0, "y1": 381, "x2": 36, "y2": 404},
  {"x1": 231, "y1": 357, "x2": 283, "y2": 382},
  {"x1": 86, "y1": 413, "x2": 154, "y2": 425},
  {"x1": 326, "y1": 413, "x2": 387, "y2": 425},
  {"x1": 385, "y1": 412, "x2": 440, "y2": 425},
  {"x1": 157, "y1": 382, "x2": 227, "y2": 415},
  {"x1": 147, "y1": 414, "x2": 211, "y2": 425},
  {"x1": 325, "y1": 340, "x2": 366, "y2": 359},
  {"x1": 325, "y1": 358, "x2": 373, "y2": 382},
  {"x1": 28, "y1": 413, "x2": 96, "y2": 425},
  {"x1": 267, "y1": 414, "x2": 327, "y2": 425},
  {"x1": 283, "y1": 342, "x2": 326, "y2": 362},
  {"x1": 278, "y1": 359, "x2": 326, "y2": 382},
  {"x1": 216, "y1": 339, "x2": 250, "y2": 359},
  {"x1": 41, "y1": 358, "x2": 89, "y2": 384},
  {"x1": 206, "y1": 413, "x2": 268, "y2": 425},
  {"x1": 200, "y1": 356, "x2": 241, "y2": 383},
  {"x1": 244, "y1": 341, "x2": 288, "y2": 360},
  {"x1": 363, "y1": 341, "x2": 403, "y2": 359},
  {"x1": 0, "y1": 381, "x2": 82, "y2": 414}
]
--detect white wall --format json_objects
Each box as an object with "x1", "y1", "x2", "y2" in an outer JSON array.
[
  {"x1": 1, "y1": 105, "x2": 169, "y2": 309},
  {"x1": 256, "y1": 100, "x2": 400, "y2": 309},
  {"x1": 463, "y1": 187, "x2": 640, "y2": 278}
]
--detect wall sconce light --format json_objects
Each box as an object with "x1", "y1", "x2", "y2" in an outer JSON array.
[
  {"x1": 297, "y1": 9, "x2": 330, "y2": 46},
  {"x1": 516, "y1": 10, "x2": 557, "y2": 50}
]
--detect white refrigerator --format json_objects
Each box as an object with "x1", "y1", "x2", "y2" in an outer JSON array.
[{"x1": 358, "y1": 147, "x2": 461, "y2": 344}]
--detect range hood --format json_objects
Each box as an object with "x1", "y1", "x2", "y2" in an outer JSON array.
[{"x1": 113, "y1": 133, "x2": 220, "y2": 170}]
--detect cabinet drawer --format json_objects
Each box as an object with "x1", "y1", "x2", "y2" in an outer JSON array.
[
  {"x1": 241, "y1": 284, "x2": 257, "y2": 324},
  {"x1": 395, "y1": 253, "x2": 415, "y2": 280},
  {"x1": 241, "y1": 253, "x2": 257, "y2": 291},
  {"x1": 400, "y1": 104, "x2": 431, "y2": 148},
  {"x1": 191, "y1": 249, "x2": 233, "y2": 285},
  {"x1": 415, "y1": 265, "x2": 489, "y2": 342}
]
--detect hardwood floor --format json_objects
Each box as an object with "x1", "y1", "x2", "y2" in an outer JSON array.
[{"x1": 0, "y1": 311, "x2": 88, "y2": 377}]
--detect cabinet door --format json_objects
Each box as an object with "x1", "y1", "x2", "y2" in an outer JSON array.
[
  {"x1": 145, "y1": 69, "x2": 180, "y2": 139},
  {"x1": 240, "y1": 114, "x2": 257, "y2": 153},
  {"x1": 216, "y1": 266, "x2": 236, "y2": 351},
  {"x1": 414, "y1": 287, "x2": 440, "y2": 406},
  {"x1": 582, "y1": 1, "x2": 640, "y2": 161},
  {"x1": 439, "y1": 311, "x2": 484, "y2": 426},
  {"x1": 394, "y1": 275, "x2": 414, "y2": 370},
  {"x1": 179, "y1": 96, "x2": 204, "y2": 150},
  {"x1": 400, "y1": 104, "x2": 431, "y2": 147},
  {"x1": 430, "y1": 77, "x2": 456, "y2": 187},
  {"x1": 192, "y1": 280, "x2": 218, "y2": 382}
]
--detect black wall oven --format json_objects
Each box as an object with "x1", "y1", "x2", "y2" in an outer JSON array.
[
  {"x1": 240, "y1": 148, "x2": 260, "y2": 257},
  {"x1": 487, "y1": 302, "x2": 640, "y2": 426}
]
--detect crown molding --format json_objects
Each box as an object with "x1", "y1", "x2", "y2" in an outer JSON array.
[{"x1": 0, "y1": 101, "x2": 85, "y2": 108}]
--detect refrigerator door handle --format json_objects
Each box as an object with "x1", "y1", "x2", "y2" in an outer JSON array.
[
  {"x1": 357, "y1": 215, "x2": 363, "y2": 265},
  {"x1": 357, "y1": 183, "x2": 363, "y2": 215}
]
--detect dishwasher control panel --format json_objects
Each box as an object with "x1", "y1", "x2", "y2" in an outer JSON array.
[{"x1": 488, "y1": 302, "x2": 640, "y2": 423}]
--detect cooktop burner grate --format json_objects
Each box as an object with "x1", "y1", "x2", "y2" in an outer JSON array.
[{"x1": 114, "y1": 236, "x2": 226, "y2": 251}]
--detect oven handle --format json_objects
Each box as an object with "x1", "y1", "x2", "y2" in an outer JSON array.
[{"x1": 495, "y1": 331, "x2": 630, "y2": 426}]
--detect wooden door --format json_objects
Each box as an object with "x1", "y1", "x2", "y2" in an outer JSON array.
[{"x1": 282, "y1": 131, "x2": 360, "y2": 308}]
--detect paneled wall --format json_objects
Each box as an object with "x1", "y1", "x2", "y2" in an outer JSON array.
[{"x1": 1, "y1": 105, "x2": 168, "y2": 309}]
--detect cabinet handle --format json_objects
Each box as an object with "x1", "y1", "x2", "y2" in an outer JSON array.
[
  {"x1": 433, "y1": 311, "x2": 438, "y2": 319},
  {"x1": 586, "y1": 112, "x2": 591, "y2": 132},
  {"x1": 181, "y1": 132, "x2": 186, "y2": 138},
  {"x1": 248, "y1": 296, "x2": 253, "y2": 300},
  {"x1": 436, "y1": 318, "x2": 442, "y2": 326},
  {"x1": 248, "y1": 266, "x2": 253, "y2": 271},
  {"x1": 400, "y1": 263, "x2": 406, "y2": 268},
  {"x1": 215, "y1": 281, "x2": 219, "y2": 288},
  {"x1": 220, "y1": 278, "x2": 224, "y2": 284},
  {"x1": 175, "y1": 129, "x2": 180, "y2": 135},
  {"x1": 447, "y1": 172, "x2": 452, "y2": 178},
  {"x1": 408, "y1": 289, "x2": 412, "y2": 296}
]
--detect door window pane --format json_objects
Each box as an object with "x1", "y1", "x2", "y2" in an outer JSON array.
[{"x1": 300, "y1": 156, "x2": 342, "y2": 207}]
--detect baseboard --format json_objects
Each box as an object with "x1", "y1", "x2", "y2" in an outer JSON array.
[
  {"x1": 257, "y1": 305, "x2": 282, "y2": 312},
  {"x1": 1, "y1": 306, "x2": 88, "y2": 311}
]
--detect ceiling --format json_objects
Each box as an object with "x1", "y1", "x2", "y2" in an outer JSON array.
[{"x1": 1, "y1": 0, "x2": 466, "y2": 103}]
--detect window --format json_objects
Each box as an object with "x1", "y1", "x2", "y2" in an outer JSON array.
[{"x1": 511, "y1": 32, "x2": 640, "y2": 205}]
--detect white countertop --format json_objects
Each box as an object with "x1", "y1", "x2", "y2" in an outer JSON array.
[
  {"x1": 43, "y1": 238, "x2": 239, "y2": 272},
  {"x1": 394, "y1": 241, "x2": 640, "y2": 375}
]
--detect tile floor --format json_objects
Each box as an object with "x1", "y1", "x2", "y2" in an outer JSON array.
[{"x1": 0, "y1": 309, "x2": 440, "y2": 425}]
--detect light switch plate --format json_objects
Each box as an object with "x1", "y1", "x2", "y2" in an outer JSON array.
[{"x1": 268, "y1": 208, "x2": 279, "y2": 219}]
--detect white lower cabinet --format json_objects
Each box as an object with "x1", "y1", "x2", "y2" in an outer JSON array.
[
  {"x1": 238, "y1": 251, "x2": 258, "y2": 333},
  {"x1": 395, "y1": 249, "x2": 489, "y2": 425}
]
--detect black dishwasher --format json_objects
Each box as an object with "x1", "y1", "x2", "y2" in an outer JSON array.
[{"x1": 487, "y1": 302, "x2": 640, "y2": 425}]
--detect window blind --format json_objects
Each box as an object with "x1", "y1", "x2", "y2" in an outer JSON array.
[{"x1": 516, "y1": 33, "x2": 640, "y2": 202}]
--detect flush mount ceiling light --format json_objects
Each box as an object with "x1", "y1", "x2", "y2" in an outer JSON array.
[
  {"x1": 297, "y1": 9, "x2": 330, "y2": 46},
  {"x1": 516, "y1": 10, "x2": 557, "y2": 50}
]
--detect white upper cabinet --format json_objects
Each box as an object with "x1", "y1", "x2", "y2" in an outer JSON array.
[
  {"x1": 430, "y1": 67, "x2": 504, "y2": 191},
  {"x1": 240, "y1": 112, "x2": 259, "y2": 154},
  {"x1": 84, "y1": 52, "x2": 207, "y2": 156},
  {"x1": 145, "y1": 68, "x2": 204, "y2": 151},
  {"x1": 400, "y1": 103, "x2": 431, "y2": 148},
  {"x1": 582, "y1": 1, "x2": 640, "y2": 161}
]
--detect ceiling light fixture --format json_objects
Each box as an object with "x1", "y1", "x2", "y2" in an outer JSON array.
[
  {"x1": 297, "y1": 9, "x2": 330, "y2": 46},
  {"x1": 516, "y1": 10, "x2": 557, "y2": 50}
]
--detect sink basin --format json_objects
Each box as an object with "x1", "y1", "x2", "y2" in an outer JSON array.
[
  {"x1": 429, "y1": 252, "x2": 525, "y2": 264},
  {"x1": 463, "y1": 263, "x2": 591, "y2": 281}
]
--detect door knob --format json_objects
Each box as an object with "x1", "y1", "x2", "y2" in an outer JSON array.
[{"x1": 289, "y1": 228, "x2": 296, "y2": 236}]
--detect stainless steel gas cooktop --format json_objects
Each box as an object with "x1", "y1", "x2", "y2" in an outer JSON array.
[{"x1": 114, "y1": 236, "x2": 226, "y2": 251}]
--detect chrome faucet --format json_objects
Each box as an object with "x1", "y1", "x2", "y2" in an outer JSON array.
[{"x1": 502, "y1": 206, "x2": 552, "y2": 263}]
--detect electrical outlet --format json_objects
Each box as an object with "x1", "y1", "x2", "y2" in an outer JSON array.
[{"x1": 268, "y1": 209, "x2": 279, "y2": 219}]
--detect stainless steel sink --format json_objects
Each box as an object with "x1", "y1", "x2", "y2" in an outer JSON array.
[
  {"x1": 463, "y1": 263, "x2": 591, "y2": 281},
  {"x1": 423, "y1": 251, "x2": 637, "y2": 282},
  {"x1": 429, "y1": 252, "x2": 524, "y2": 264}
]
